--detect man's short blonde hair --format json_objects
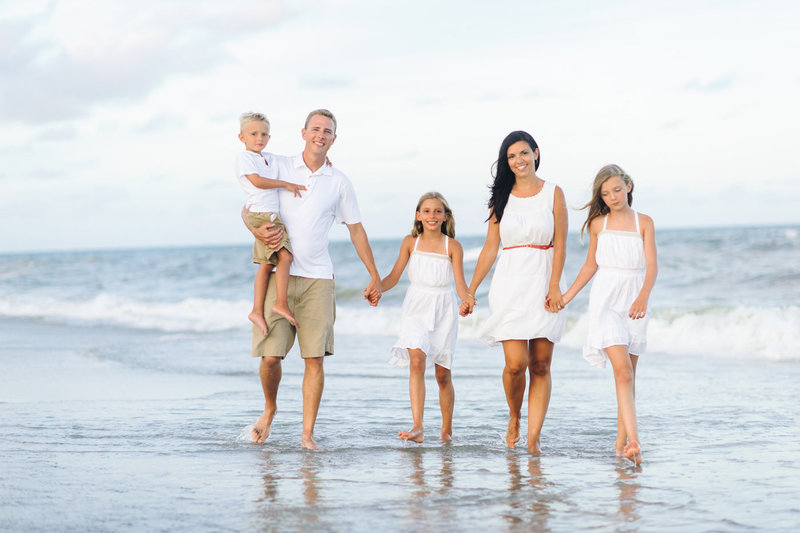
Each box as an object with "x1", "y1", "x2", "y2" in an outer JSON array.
[{"x1": 304, "y1": 109, "x2": 337, "y2": 133}]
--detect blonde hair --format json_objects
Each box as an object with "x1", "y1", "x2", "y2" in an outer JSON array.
[
  {"x1": 304, "y1": 109, "x2": 337, "y2": 132},
  {"x1": 412, "y1": 192, "x2": 455, "y2": 238},
  {"x1": 240, "y1": 112, "x2": 270, "y2": 131},
  {"x1": 581, "y1": 164, "x2": 634, "y2": 237}
]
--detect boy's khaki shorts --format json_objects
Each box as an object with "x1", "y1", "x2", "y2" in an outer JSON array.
[
  {"x1": 246, "y1": 211, "x2": 292, "y2": 266},
  {"x1": 251, "y1": 276, "x2": 335, "y2": 359}
]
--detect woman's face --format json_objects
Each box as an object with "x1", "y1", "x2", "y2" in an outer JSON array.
[{"x1": 506, "y1": 141, "x2": 538, "y2": 178}]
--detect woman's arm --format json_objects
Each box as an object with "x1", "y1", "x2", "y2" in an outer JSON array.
[
  {"x1": 546, "y1": 185, "x2": 569, "y2": 312},
  {"x1": 462, "y1": 212, "x2": 501, "y2": 315}
]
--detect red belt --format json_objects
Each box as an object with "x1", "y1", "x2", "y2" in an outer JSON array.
[{"x1": 503, "y1": 242, "x2": 553, "y2": 250}]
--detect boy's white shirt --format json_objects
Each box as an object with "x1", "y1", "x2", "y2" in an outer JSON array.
[{"x1": 235, "y1": 150, "x2": 280, "y2": 213}]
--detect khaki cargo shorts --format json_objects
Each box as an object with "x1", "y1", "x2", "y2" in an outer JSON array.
[
  {"x1": 251, "y1": 276, "x2": 335, "y2": 359},
  {"x1": 246, "y1": 211, "x2": 293, "y2": 266}
]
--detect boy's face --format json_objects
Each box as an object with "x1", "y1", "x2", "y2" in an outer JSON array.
[{"x1": 239, "y1": 120, "x2": 270, "y2": 153}]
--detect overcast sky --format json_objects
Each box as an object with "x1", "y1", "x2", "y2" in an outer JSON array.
[{"x1": 1, "y1": 0, "x2": 798, "y2": 252}]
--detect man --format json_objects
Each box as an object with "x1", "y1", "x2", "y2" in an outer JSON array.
[{"x1": 243, "y1": 109, "x2": 382, "y2": 449}]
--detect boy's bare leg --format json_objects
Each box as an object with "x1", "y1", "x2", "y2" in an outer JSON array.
[
  {"x1": 435, "y1": 364, "x2": 454, "y2": 442},
  {"x1": 399, "y1": 349, "x2": 426, "y2": 443},
  {"x1": 249, "y1": 263, "x2": 270, "y2": 336},
  {"x1": 251, "y1": 356, "x2": 282, "y2": 444},
  {"x1": 272, "y1": 249, "x2": 299, "y2": 328},
  {"x1": 301, "y1": 356, "x2": 325, "y2": 449}
]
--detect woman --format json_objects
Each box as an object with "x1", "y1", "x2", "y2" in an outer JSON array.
[{"x1": 461, "y1": 131, "x2": 567, "y2": 453}]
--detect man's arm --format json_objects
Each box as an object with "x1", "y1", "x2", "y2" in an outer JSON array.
[
  {"x1": 241, "y1": 206, "x2": 283, "y2": 248},
  {"x1": 345, "y1": 222, "x2": 382, "y2": 306}
]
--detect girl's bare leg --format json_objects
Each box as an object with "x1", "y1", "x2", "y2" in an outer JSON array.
[
  {"x1": 606, "y1": 345, "x2": 641, "y2": 464},
  {"x1": 435, "y1": 364, "x2": 454, "y2": 441},
  {"x1": 616, "y1": 354, "x2": 639, "y2": 455},
  {"x1": 248, "y1": 263, "x2": 270, "y2": 336},
  {"x1": 272, "y1": 249, "x2": 298, "y2": 328},
  {"x1": 527, "y1": 338, "x2": 554, "y2": 454},
  {"x1": 399, "y1": 349, "x2": 426, "y2": 443},
  {"x1": 501, "y1": 340, "x2": 529, "y2": 448}
]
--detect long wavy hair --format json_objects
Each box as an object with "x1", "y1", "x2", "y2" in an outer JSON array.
[
  {"x1": 412, "y1": 191, "x2": 455, "y2": 238},
  {"x1": 580, "y1": 164, "x2": 634, "y2": 237},
  {"x1": 488, "y1": 131, "x2": 539, "y2": 223}
]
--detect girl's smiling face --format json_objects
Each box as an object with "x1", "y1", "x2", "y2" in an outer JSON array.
[
  {"x1": 416, "y1": 198, "x2": 447, "y2": 233},
  {"x1": 600, "y1": 175, "x2": 632, "y2": 211}
]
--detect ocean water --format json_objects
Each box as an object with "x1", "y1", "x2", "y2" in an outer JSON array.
[{"x1": 1, "y1": 225, "x2": 799, "y2": 531}]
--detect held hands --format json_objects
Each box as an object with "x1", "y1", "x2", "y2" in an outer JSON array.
[
  {"x1": 363, "y1": 279, "x2": 382, "y2": 307},
  {"x1": 459, "y1": 294, "x2": 477, "y2": 317},
  {"x1": 546, "y1": 286, "x2": 565, "y2": 313},
  {"x1": 628, "y1": 295, "x2": 648, "y2": 320}
]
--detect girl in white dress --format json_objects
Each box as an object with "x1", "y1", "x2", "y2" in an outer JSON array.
[
  {"x1": 381, "y1": 192, "x2": 471, "y2": 443},
  {"x1": 461, "y1": 131, "x2": 568, "y2": 453},
  {"x1": 561, "y1": 164, "x2": 658, "y2": 465}
]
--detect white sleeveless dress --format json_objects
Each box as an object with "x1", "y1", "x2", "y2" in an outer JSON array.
[
  {"x1": 583, "y1": 212, "x2": 648, "y2": 367},
  {"x1": 480, "y1": 181, "x2": 566, "y2": 345},
  {"x1": 390, "y1": 236, "x2": 459, "y2": 369}
]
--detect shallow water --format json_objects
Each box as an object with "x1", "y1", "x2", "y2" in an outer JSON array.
[{"x1": 2, "y1": 317, "x2": 798, "y2": 532}]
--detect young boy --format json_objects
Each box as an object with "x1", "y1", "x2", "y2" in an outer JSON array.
[{"x1": 236, "y1": 112, "x2": 305, "y2": 335}]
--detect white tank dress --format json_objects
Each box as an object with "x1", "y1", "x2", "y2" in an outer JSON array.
[
  {"x1": 390, "y1": 236, "x2": 458, "y2": 369},
  {"x1": 480, "y1": 181, "x2": 566, "y2": 345},
  {"x1": 583, "y1": 212, "x2": 648, "y2": 367}
]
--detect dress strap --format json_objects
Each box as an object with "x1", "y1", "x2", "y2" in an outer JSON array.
[
  {"x1": 445, "y1": 235, "x2": 449, "y2": 255},
  {"x1": 413, "y1": 236, "x2": 420, "y2": 252},
  {"x1": 634, "y1": 211, "x2": 640, "y2": 234},
  {"x1": 602, "y1": 215, "x2": 609, "y2": 231}
]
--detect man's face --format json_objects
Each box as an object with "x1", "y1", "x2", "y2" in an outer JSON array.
[
  {"x1": 239, "y1": 120, "x2": 270, "y2": 153},
  {"x1": 301, "y1": 114, "x2": 336, "y2": 158}
]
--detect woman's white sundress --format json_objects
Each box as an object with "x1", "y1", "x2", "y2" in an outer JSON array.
[
  {"x1": 390, "y1": 236, "x2": 458, "y2": 369},
  {"x1": 583, "y1": 212, "x2": 648, "y2": 368},
  {"x1": 480, "y1": 181, "x2": 566, "y2": 346}
]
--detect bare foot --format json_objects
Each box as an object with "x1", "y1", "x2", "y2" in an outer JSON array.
[
  {"x1": 505, "y1": 417, "x2": 520, "y2": 449},
  {"x1": 250, "y1": 409, "x2": 276, "y2": 444},
  {"x1": 272, "y1": 303, "x2": 299, "y2": 328},
  {"x1": 527, "y1": 436, "x2": 541, "y2": 455},
  {"x1": 301, "y1": 434, "x2": 318, "y2": 450},
  {"x1": 440, "y1": 431, "x2": 452, "y2": 443},
  {"x1": 248, "y1": 311, "x2": 268, "y2": 336},
  {"x1": 399, "y1": 426, "x2": 424, "y2": 443},
  {"x1": 624, "y1": 440, "x2": 642, "y2": 465}
]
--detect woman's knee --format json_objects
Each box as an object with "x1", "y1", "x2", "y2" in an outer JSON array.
[{"x1": 434, "y1": 366, "x2": 451, "y2": 386}]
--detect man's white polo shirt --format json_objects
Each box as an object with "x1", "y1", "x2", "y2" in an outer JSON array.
[{"x1": 271, "y1": 153, "x2": 362, "y2": 279}]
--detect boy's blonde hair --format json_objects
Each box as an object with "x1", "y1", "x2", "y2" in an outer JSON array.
[
  {"x1": 240, "y1": 112, "x2": 270, "y2": 131},
  {"x1": 412, "y1": 192, "x2": 455, "y2": 238}
]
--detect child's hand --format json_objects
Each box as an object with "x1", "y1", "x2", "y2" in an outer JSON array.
[
  {"x1": 459, "y1": 299, "x2": 474, "y2": 317},
  {"x1": 628, "y1": 296, "x2": 648, "y2": 320},
  {"x1": 546, "y1": 287, "x2": 564, "y2": 313},
  {"x1": 285, "y1": 183, "x2": 307, "y2": 198}
]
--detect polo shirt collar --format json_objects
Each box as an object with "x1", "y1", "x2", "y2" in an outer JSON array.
[{"x1": 293, "y1": 153, "x2": 333, "y2": 176}]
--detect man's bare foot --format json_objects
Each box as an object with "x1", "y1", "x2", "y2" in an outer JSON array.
[
  {"x1": 248, "y1": 311, "x2": 268, "y2": 336},
  {"x1": 301, "y1": 434, "x2": 318, "y2": 450},
  {"x1": 272, "y1": 303, "x2": 299, "y2": 328},
  {"x1": 440, "y1": 431, "x2": 452, "y2": 443},
  {"x1": 505, "y1": 418, "x2": 520, "y2": 449},
  {"x1": 527, "y1": 436, "x2": 541, "y2": 455},
  {"x1": 250, "y1": 409, "x2": 276, "y2": 444},
  {"x1": 399, "y1": 426, "x2": 424, "y2": 443}
]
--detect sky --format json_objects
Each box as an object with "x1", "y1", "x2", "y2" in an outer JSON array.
[{"x1": 1, "y1": 0, "x2": 799, "y2": 252}]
